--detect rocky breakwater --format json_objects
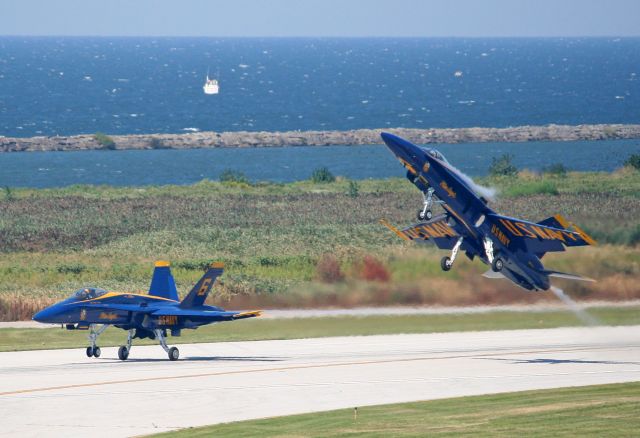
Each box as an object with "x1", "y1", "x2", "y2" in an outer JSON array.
[{"x1": 1, "y1": 124, "x2": 640, "y2": 152}]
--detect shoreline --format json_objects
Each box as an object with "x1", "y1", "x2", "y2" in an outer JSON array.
[{"x1": 1, "y1": 123, "x2": 640, "y2": 153}]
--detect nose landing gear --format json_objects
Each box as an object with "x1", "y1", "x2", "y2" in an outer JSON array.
[{"x1": 86, "y1": 324, "x2": 109, "y2": 358}]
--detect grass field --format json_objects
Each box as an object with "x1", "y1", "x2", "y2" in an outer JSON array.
[
  {"x1": 155, "y1": 381, "x2": 640, "y2": 437},
  {"x1": 1, "y1": 305, "x2": 639, "y2": 352},
  {"x1": 1, "y1": 170, "x2": 639, "y2": 320}
]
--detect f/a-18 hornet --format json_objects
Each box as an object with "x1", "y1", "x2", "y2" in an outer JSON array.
[
  {"x1": 380, "y1": 132, "x2": 596, "y2": 291},
  {"x1": 33, "y1": 261, "x2": 260, "y2": 360}
]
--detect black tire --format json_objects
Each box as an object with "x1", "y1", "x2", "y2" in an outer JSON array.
[
  {"x1": 93, "y1": 346, "x2": 101, "y2": 358},
  {"x1": 425, "y1": 210, "x2": 433, "y2": 220},
  {"x1": 86, "y1": 346, "x2": 93, "y2": 357},
  {"x1": 417, "y1": 210, "x2": 425, "y2": 221},
  {"x1": 118, "y1": 346, "x2": 129, "y2": 361},
  {"x1": 492, "y1": 258, "x2": 504, "y2": 272},
  {"x1": 441, "y1": 256, "x2": 452, "y2": 272},
  {"x1": 168, "y1": 347, "x2": 179, "y2": 361}
]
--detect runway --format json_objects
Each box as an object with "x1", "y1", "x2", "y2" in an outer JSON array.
[{"x1": 1, "y1": 326, "x2": 639, "y2": 437}]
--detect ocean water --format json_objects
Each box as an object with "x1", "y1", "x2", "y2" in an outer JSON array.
[
  {"x1": 0, "y1": 37, "x2": 639, "y2": 137},
  {"x1": 1, "y1": 139, "x2": 637, "y2": 188}
]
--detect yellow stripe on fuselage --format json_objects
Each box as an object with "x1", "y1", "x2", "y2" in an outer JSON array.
[{"x1": 65, "y1": 291, "x2": 179, "y2": 305}]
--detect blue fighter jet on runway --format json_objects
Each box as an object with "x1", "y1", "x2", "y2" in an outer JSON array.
[
  {"x1": 380, "y1": 132, "x2": 596, "y2": 291},
  {"x1": 33, "y1": 261, "x2": 260, "y2": 360}
]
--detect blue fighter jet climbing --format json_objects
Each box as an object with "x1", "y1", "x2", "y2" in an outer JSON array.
[
  {"x1": 380, "y1": 132, "x2": 596, "y2": 291},
  {"x1": 33, "y1": 261, "x2": 261, "y2": 360}
]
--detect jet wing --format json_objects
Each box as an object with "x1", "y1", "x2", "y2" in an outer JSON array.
[
  {"x1": 380, "y1": 215, "x2": 461, "y2": 250},
  {"x1": 487, "y1": 213, "x2": 596, "y2": 254},
  {"x1": 151, "y1": 308, "x2": 261, "y2": 321}
]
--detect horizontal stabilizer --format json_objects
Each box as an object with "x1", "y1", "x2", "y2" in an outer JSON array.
[
  {"x1": 544, "y1": 269, "x2": 595, "y2": 282},
  {"x1": 380, "y1": 216, "x2": 460, "y2": 250},
  {"x1": 482, "y1": 270, "x2": 506, "y2": 279}
]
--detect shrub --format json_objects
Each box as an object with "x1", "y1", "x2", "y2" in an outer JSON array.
[
  {"x1": 315, "y1": 254, "x2": 344, "y2": 283},
  {"x1": 56, "y1": 263, "x2": 87, "y2": 275},
  {"x1": 149, "y1": 137, "x2": 169, "y2": 149},
  {"x1": 489, "y1": 154, "x2": 518, "y2": 177},
  {"x1": 311, "y1": 166, "x2": 336, "y2": 183},
  {"x1": 3, "y1": 186, "x2": 15, "y2": 202},
  {"x1": 358, "y1": 256, "x2": 390, "y2": 282},
  {"x1": 219, "y1": 169, "x2": 250, "y2": 184},
  {"x1": 623, "y1": 153, "x2": 640, "y2": 170},
  {"x1": 94, "y1": 132, "x2": 116, "y2": 150},
  {"x1": 347, "y1": 180, "x2": 360, "y2": 198},
  {"x1": 542, "y1": 163, "x2": 568, "y2": 177}
]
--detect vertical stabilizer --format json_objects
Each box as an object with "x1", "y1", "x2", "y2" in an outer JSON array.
[
  {"x1": 148, "y1": 261, "x2": 179, "y2": 301},
  {"x1": 179, "y1": 262, "x2": 224, "y2": 308}
]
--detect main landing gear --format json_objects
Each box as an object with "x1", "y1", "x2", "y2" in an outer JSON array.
[
  {"x1": 417, "y1": 188, "x2": 435, "y2": 221},
  {"x1": 118, "y1": 329, "x2": 134, "y2": 360},
  {"x1": 484, "y1": 236, "x2": 504, "y2": 272},
  {"x1": 441, "y1": 237, "x2": 463, "y2": 272},
  {"x1": 155, "y1": 329, "x2": 180, "y2": 361},
  {"x1": 86, "y1": 324, "x2": 109, "y2": 358}
]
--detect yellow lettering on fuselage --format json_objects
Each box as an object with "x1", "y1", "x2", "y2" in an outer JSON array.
[
  {"x1": 158, "y1": 315, "x2": 178, "y2": 325},
  {"x1": 491, "y1": 224, "x2": 511, "y2": 247},
  {"x1": 98, "y1": 312, "x2": 119, "y2": 321},
  {"x1": 439, "y1": 181, "x2": 456, "y2": 198}
]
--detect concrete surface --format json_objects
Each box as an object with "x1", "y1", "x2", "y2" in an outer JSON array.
[{"x1": 1, "y1": 326, "x2": 639, "y2": 437}]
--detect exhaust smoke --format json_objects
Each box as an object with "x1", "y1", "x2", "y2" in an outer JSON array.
[
  {"x1": 448, "y1": 163, "x2": 498, "y2": 202},
  {"x1": 550, "y1": 285, "x2": 600, "y2": 326}
]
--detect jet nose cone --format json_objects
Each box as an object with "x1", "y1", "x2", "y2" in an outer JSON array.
[
  {"x1": 380, "y1": 132, "x2": 424, "y2": 166},
  {"x1": 33, "y1": 306, "x2": 56, "y2": 323}
]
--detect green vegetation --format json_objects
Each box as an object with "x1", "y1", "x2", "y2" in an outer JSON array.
[
  {"x1": 94, "y1": 132, "x2": 116, "y2": 150},
  {"x1": 501, "y1": 179, "x2": 559, "y2": 197},
  {"x1": 0, "y1": 171, "x2": 639, "y2": 320},
  {"x1": 3, "y1": 186, "x2": 15, "y2": 202},
  {"x1": 347, "y1": 179, "x2": 359, "y2": 198},
  {"x1": 489, "y1": 153, "x2": 518, "y2": 177},
  {"x1": 624, "y1": 153, "x2": 640, "y2": 170},
  {"x1": 219, "y1": 169, "x2": 250, "y2": 184},
  {"x1": 157, "y1": 382, "x2": 640, "y2": 437},
  {"x1": 542, "y1": 162, "x2": 568, "y2": 177},
  {"x1": 311, "y1": 166, "x2": 336, "y2": 183},
  {"x1": 1, "y1": 305, "x2": 639, "y2": 352}
]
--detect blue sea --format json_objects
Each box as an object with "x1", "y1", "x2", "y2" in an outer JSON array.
[
  {"x1": 0, "y1": 37, "x2": 639, "y2": 187},
  {"x1": 1, "y1": 37, "x2": 638, "y2": 137}
]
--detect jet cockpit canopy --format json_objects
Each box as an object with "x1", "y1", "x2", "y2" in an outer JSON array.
[
  {"x1": 73, "y1": 287, "x2": 108, "y2": 300},
  {"x1": 422, "y1": 148, "x2": 449, "y2": 164}
]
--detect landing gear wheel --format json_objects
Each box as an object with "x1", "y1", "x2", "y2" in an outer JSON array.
[
  {"x1": 92, "y1": 346, "x2": 101, "y2": 358},
  {"x1": 118, "y1": 346, "x2": 129, "y2": 361},
  {"x1": 168, "y1": 347, "x2": 179, "y2": 361},
  {"x1": 441, "y1": 256, "x2": 452, "y2": 272},
  {"x1": 417, "y1": 210, "x2": 433, "y2": 221},
  {"x1": 86, "y1": 347, "x2": 93, "y2": 357},
  {"x1": 492, "y1": 258, "x2": 504, "y2": 272}
]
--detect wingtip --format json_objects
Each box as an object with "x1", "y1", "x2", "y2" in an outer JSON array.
[
  {"x1": 233, "y1": 310, "x2": 262, "y2": 319},
  {"x1": 155, "y1": 260, "x2": 171, "y2": 267},
  {"x1": 210, "y1": 261, "x2": 225, "y2": 269}
]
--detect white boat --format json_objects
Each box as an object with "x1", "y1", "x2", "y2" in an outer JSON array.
[{"x1": 203, "y1": 75, "x2": 219, "y2": 95}]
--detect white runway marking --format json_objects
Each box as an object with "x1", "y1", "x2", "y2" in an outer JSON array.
[{"x1": 1, "y1": 326, "x2": 639, "y2": 437}]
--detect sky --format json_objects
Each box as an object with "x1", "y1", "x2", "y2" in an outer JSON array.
[{"x1": 1, "y1": 0, "x2": 639, "y2": 37}]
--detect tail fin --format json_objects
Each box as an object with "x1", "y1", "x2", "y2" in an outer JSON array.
[
  {"x1": 179, "y1": 262, "x2": 224, "y2": 308},
  {"x1": 148, "y1": 261, "x2": 179, "y2": 301}
]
